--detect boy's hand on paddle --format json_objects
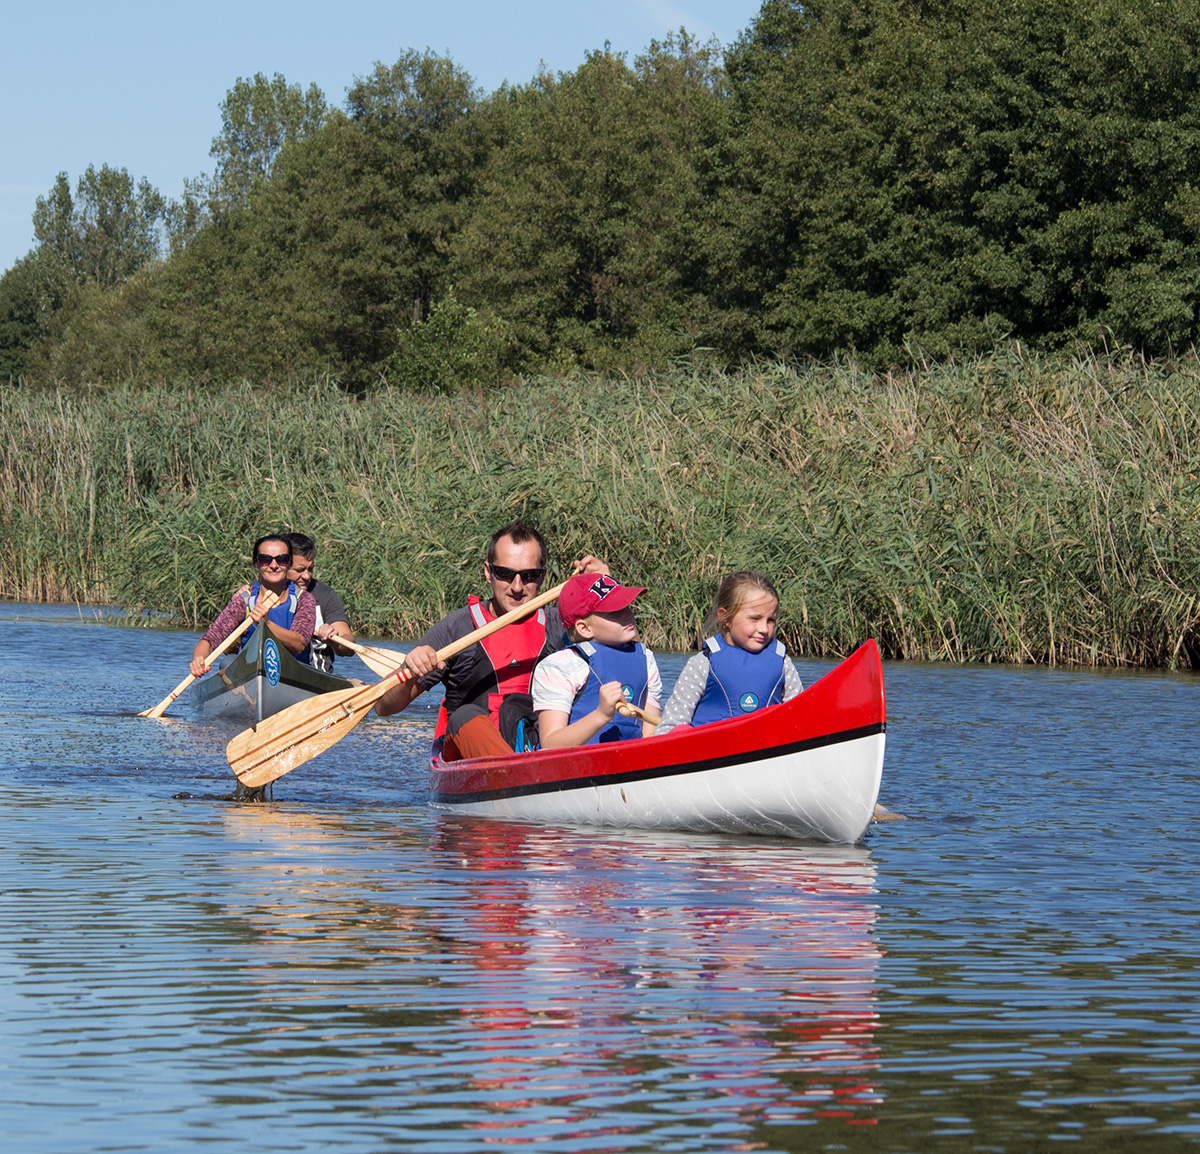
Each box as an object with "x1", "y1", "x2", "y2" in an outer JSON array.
[{"x1": 597, "y1": 681, "x2": 625, "y2": 719}]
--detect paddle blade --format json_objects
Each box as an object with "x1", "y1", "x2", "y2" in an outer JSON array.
[
  {"x1": 226, "y1": 678, "x2": 396, "y2": 787},
  {"x1": 354, "y1": 644, "x2": 406, "y2": 678}
]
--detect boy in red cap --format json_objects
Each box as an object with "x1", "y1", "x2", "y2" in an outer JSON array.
[{"x1": 530, "y1": 572, "x2": 662, "y2": 748}]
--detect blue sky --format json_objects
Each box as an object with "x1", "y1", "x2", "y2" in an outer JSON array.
[{"x1": 1, "y1": 0, "x2": 764, "y2": 275}]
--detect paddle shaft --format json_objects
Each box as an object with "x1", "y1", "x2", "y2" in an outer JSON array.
[
  {"x1": 228, "y1": 580, "x2": 569, "y2": 787},
  {"x1": 139, "y1": 590, "x2": 281, "y2": 718}
]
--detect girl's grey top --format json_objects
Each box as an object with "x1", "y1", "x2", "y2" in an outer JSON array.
[{"x1": 655, "y1": 651, "x2": 803, "y2": 734}]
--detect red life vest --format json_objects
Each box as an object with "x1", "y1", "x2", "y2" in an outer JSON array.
[{"x1": 433, "y1": 594, "x2": 549, "y2": 737}]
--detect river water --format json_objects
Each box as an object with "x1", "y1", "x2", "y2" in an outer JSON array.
[{"x1": 2, "y1": 602, "x2": 1199, "y2": 1152}]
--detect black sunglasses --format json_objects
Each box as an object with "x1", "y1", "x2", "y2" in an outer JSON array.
[
  {"x1": 255, "y1": 552, "x2": 292, "y2": 568},
  {"x1": 489, "y1": 563, "x2": 546, "y2": 584}
]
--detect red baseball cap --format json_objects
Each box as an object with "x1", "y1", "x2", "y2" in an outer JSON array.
[{"x1": 558, "y1": 572, "x2": 646, "y2": 629}]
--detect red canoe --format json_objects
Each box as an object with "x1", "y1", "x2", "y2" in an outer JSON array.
[{"x1": 429, "y1": 640, "x2": 886, "y2": 843}]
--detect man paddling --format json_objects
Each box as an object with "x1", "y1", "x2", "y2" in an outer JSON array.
[
  {"x1": 285, "y1": 533, "x2": 356, "y2": 673},
  {"x1": 375, "y1": 520, "x2": 606, "y2": 759}
]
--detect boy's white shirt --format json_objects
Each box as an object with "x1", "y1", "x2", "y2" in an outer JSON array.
[{"x1": 531, "y1": 645, "x2": 663, "y2": 715}]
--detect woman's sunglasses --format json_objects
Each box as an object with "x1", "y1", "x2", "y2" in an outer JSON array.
[
  {"x1": 255, "y1": 552, "x2": 292, "y2": 568},
  {"x1": 488, "y1": 564, "x2": 546, "y2": 584}
]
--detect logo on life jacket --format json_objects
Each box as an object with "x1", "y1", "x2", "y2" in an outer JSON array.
[
  {"x1": 622, "y1": 684, "x2": 634, "y2": 701},
  {"x1": 265, "y1": 639, "x2": 281, "y2": 687},
  {"x1": 738, "y1": 691, "x2": 759, "y2": 713}
]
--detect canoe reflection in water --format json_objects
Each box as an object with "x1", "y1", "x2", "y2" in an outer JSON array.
[
  {"x1": 438, "y1": 820, "x2": 883, "y2": 1134},
  {"x1": 217, "y1": 810, "x2": 883, "y2": 1140}
]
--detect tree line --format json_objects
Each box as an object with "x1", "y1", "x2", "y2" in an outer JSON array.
[{"x1": 5, "y1": 0, "x2": 1200, "y2": 389}]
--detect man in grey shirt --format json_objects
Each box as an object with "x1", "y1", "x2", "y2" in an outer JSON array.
[
  {"x1": 286, "y1": 533, "x2": 355, "y2": 673},
  {"x1": 374, "y1": 520, "x2": 607, "y2": 759}
]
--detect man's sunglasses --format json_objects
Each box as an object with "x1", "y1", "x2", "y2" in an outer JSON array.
[
  {"x1": 255, "y1": 553, "x2": 292, "y2": 568},
  {"x1": 489, "y1": 564, "x2": 546, "y2": 584}
]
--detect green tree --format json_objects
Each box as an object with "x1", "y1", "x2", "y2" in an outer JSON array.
[
  {"x1": 209, "y1": 72, "x2": 328, "y2": 214},
  {"x1": 24, "y1": 264, "x2": 162, "y2": 386},
  {"x1": 344, "y1": 49, "x2": 486, "y2": 329},
  {"x1": 10, "y1": 166, "x2": 166, "y2": 384},
  {"x1": 164, "y1": 175, "x2": 215, "y2": 256},
  {"x1": 32, "y1": 165, "x2": 166, "y2": 290},
  {"x1": 449, "y1": 35, "x2": 724, "y2": 372},
  {"x1": 148, "y1": 51, "x2": 487, "y2": 386},
  {"x1": 387, "y1": 286, "x2": 514, "y2": 390},
  {"x1": 143, "y1": 214, "x2": 262, "y2": 383},
  {"x1": 0, "y1": 252, "x2": 58, "y2": 382},
  {"x1": 708, "y1": 0, "x2": 1200, "y2": 363}
]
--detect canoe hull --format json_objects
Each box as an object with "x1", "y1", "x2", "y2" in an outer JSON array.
[
  {"x1": 430, "y1": 639, "x2": 886, "y2": 843},
  {"x1": 194, "y1": 627, "x2": 352, "y2": 723}
]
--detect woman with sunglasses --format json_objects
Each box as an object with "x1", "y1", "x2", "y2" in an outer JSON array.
[{"x1": 188, "y1": 534, "x2": 317, "y2": 677}]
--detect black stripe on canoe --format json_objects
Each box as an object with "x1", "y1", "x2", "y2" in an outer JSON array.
[{"x1": 432, "y1": 721, "x2": 886, "y2": 805}]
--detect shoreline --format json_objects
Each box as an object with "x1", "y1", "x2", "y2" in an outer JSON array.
[{"x1": 4, "y1": 349, "x2": 1199, "y2": 669}]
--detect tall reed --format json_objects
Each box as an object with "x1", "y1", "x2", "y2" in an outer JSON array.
[{"x1": 3, "y1": 347, "x2": 1199, "y2": 665}]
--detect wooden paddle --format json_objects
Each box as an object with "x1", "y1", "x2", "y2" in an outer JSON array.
[
  {"x1": 138, "y1": 590, "x2": 281, "y2": 718},
  {"x1": 616, "y1": 701, "x2": 660, "y2": 725},
  {"x1": 227, "y1": 580, "x2": 569, "y2": 788},
  {"x1": 335, "y1": 637, "x2": 408, "y2": 678}
]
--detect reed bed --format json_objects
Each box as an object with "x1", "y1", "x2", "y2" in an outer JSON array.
[{"x1": 3, "y1": 347, "x2": 1200, "y2": 666}]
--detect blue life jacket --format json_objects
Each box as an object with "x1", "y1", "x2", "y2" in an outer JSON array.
[
  {"x1": 691, "y1": 636, "x2": 787, "y2": 727},
  {"x1": 567, "y1": 640, "x2": 650, "y2": 744},
  {"x1": 239, "y1": 582, "x2": 310, "y2": 664}
]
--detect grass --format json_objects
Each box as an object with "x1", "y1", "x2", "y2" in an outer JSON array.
[{"x1": 3, "y1": 344, "x2": 1200, "y2": 666}]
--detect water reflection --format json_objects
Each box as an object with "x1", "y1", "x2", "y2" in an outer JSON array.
[{"x1": 215, "y1": 811, "x2": 883, "y2": 1141}]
